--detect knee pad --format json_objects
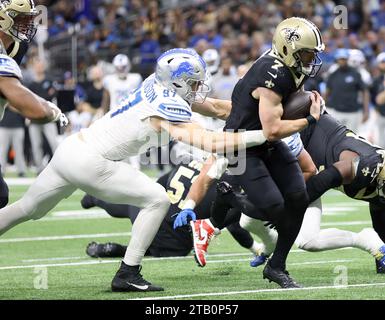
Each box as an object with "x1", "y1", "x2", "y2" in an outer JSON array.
[{"x1": 151, "y1": 185, "x2": 171, "y2": 209}]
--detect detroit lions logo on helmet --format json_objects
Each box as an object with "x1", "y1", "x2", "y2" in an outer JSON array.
[
  {"x1": 283, "y1": 26, "x2": 301, "y2": 44},
  {"x1": 171, "y1": 62, "x2": 194, "y2": 79}
]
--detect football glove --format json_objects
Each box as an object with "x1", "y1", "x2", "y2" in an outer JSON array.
[
  {"x1": 48, "y1": 102, "x2": 69, "y2": 127},
  {"x1": 173, "y1": 209, "x2": 196, "y2": 229}
]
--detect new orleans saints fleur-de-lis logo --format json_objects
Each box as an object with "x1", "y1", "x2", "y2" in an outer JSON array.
[
  {"x1": 0, "y1": 0, "x2": 11, "y2": 6},
  {"x1": 283, "y1": 26, "x2": 301, "y2": 44}
]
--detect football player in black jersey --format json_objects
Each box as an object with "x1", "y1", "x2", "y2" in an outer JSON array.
[
  {"x1": 0, "y1": 0, "x2": 68, "y2": 208},
  {"x1": 81, "y1": 157, "x2": 261, "y2": 260},
  {"x1": 240, "y1": 113, "x2": 385, "y2": 273},
  {"x1": 299, "y1": 113, "x2": 385, "y2": 272},
  {"x1": 217, "y1": 17, "x2": 324, "y2": 288}
]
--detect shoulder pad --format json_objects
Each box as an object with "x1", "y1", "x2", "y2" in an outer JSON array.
[{"x1": 0, "y1": 54, "x2": 22, "y2": 80}]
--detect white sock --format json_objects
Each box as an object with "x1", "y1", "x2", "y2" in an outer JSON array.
[
  {"x1": 354, "y1": 228, "x2": 384, "y2": 256},
  {"x1": 123, "y1": 200, "x2": 169, "y2": 266},
  {"x1": 248, "y1": 240, "x2": 264, "y2": 256}
]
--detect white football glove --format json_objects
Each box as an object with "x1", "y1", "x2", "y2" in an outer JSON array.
[
  {"x1": 48, "y1": 102, "x2": 69, "y2": 127},
  {"x1": 207, "y1": 155, "x2": 229, "y2": 180}
]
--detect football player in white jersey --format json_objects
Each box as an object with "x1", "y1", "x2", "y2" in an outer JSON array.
[
  {"x1": 102, "y1": 54, "x2": 143, "y2": 113},
  {"x1": 102, "y1": 54, "x2": 143, "y2": 169},
  {"x1": 0, "y1": 48, "x2": 268, "y2": 292},
  {"x1": 0, "y1": 0, "x2": 68, "y2": 208}
]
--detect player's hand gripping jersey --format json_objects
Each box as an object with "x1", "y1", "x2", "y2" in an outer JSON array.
[{"x1": 81, "y1": 74, "x2": 192, "y2": 161}]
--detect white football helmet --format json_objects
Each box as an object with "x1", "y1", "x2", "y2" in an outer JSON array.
[
  {"x1": 113, "y1": 54, "x2": 131, "y2": 77},
  {"x1": 0, "y1": 0, "x2": 38, "y2": 43},
  {"x1": 348, "y1": 49, "x2": 366, "y2": 68},
  {"x1": 202, "y1": 48, "x2": 220, "y2": 75},
  {"x1": 155, "y1": 48, "x2": 210, "y2": 104}
]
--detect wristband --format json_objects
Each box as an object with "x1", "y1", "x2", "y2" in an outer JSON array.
[
  {"x1": 306, "y1": 115, "x2": 317, "y2": 125},
  {"x1": 182, "y1": 199, "x2": 196, "y2": 210}
]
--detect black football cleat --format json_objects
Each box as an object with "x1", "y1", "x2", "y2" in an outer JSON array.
[
  {"x1": 376, "y1": 259, "x2": 385, "y2": 274},
  {"x1": 81, "y1": 194, "x2": 96, "y2": 209},
  {"x1": 86, "y1": 242, "x2": 100, "y2": 258},
  {"x1": 263, "y1": 261, "x2": 302, "y2": 288},
  {"x1": 86, "y1": 242, "x2": 127, "y2": 258},
  {"x1": 111, "y1": 262, "x2": 164, "y2": 292}
]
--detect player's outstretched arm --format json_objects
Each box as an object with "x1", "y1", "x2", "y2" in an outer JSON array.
[
  {"x1": 0, "y1": 77, "x2": 66, "y2": 124},
  {"x1": 173, "y1": 155, "x2": 228, "y2": 229},
  {"x1": 187, "y1": 155, "x2": 228, "y2": 207},
  {"x1": 256, "y1": 87, "x2": 321, "y2": 141},
  {"x1": 192, "y1": 97, "x2": 232, "y2": 120},
  {"x1": 160, "y1": 120, "x2": 266, "y2": 154}
]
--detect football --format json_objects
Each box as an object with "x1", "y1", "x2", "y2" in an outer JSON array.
[{"x1": 282, "y1": 90, "x2": 314, "y2": 120}]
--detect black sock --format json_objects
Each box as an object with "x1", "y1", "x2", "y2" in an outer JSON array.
[
  {"x1": 269, "y1": 191, "x2": 309, "y2": 270},
  {"x1": 227, "y1": 222, "x2": 254, "y2": 249},
  {"x1": 306, "y1": 165, "x2": 343, "y2": 203}
]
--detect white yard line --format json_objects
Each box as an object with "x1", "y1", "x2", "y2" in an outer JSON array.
[
  {"x1": 206, "y1": 258, "x2": 353, "y2": 265},
  {"x1": 22, "y1": 256, "x2": 86, "y2": 263},
  {"x1": 0, "y1": 232, "x2": 131, "y2": 243},
  {"x1": 0, "y1": 256, "x2": 356, "y2": 271},
  {"x1": 132, "y1": 282, "x2": 385, "y2": 300}
]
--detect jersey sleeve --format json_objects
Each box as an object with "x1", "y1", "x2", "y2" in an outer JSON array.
[
  {"x1": 282, "y1": 132, "x2": 304, "y2": 158},
  {"x1": 0, "y1": 54, "x2": 22, "y2": 80},
  {"x1": 255, "y1": 60, "x2": 294, "y2": 98},
  {"x1": 156, "y1": 100, "x2": 192, "y2": 123}
]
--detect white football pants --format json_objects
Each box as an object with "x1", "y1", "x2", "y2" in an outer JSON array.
[
  {"x1": 0, "y1": 133, "x2": 170, "y2": 266},
  {"x1": 240, "y1": 198, "x2": 384, "y2": 256}
]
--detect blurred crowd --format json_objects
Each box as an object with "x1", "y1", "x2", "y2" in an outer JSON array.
[
  {"x1": 1, "y1": 0, "x2": 385, "y2": 176},
  {"x1": 34, "y1": 0, "x2": 385, "y2": 75}
]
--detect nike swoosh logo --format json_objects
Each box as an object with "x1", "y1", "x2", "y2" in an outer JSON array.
[
  {"x1": 268, "y1": 72, "x2": 277, "y2": 79},
  {"x1": 126, "y1": 282, "x2": 149, "y2": 290}
]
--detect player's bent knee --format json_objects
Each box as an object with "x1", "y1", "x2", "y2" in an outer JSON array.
[
  {"x1": 296, "y1": 234, "x2": 324, "y2": 252},
  {"x1": 148, "y1": 185, "x2": 171, "y2": 209}
]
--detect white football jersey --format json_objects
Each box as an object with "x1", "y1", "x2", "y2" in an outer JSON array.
[
  {"x1": 0, "y1": 54, "x2": 22, "y2": 120},
  {"x1": 103, "y1": 73, "x2": 143, "y2": 112},
  {"x1": 282, "y1": 132, "x2": 303, "y2": 158},
  {"x1": 81, "y1": 74, "x2": 192, "y2": 161}
]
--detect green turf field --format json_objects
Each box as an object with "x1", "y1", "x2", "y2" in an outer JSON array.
[{"x1": 0, "y1": 180, "x2": 384, "y2": 300}]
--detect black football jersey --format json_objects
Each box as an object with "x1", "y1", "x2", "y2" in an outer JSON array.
[
  {"x1": 225, "y1": 50, "x2": 307, "y2": 134},
  {"x1": 301, "y1": 113, "x2": 385, "y2": 202},
  {"x1": 150, "y1": 160, "x2": 217, "y2": 255}
]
